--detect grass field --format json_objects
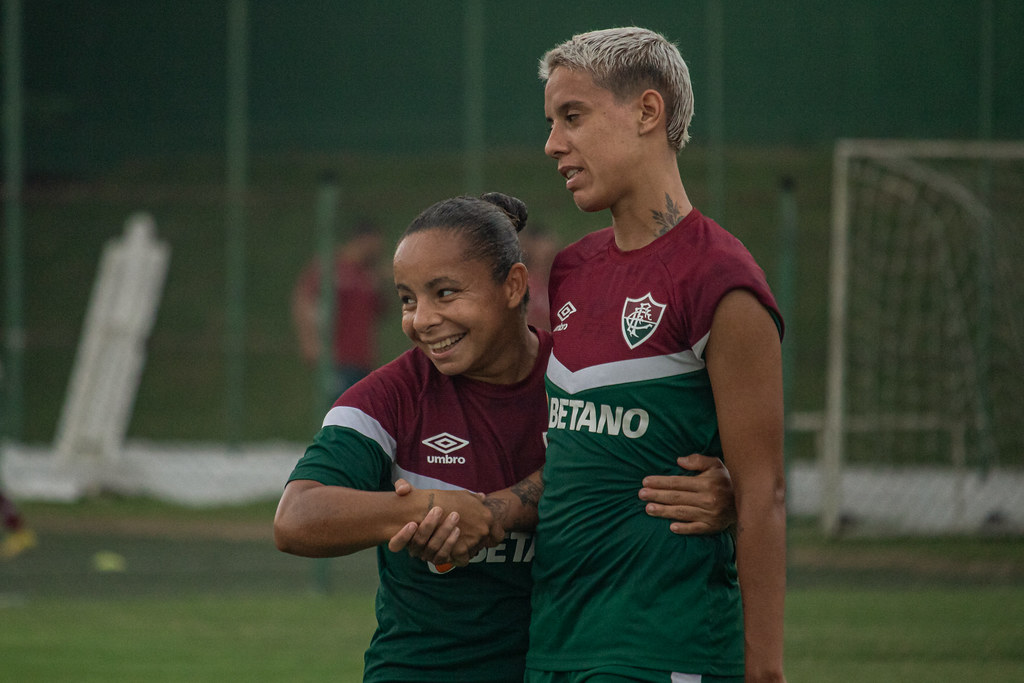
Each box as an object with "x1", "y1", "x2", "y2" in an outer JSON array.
[
  {"x1": 3, "y1": 589, "x2": 1019, "y2": 682},
  {"x1": 2, "y1": 498, "x2": 1023, "y2": 681}
]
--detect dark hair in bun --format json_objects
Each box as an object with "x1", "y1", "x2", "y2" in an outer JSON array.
[
  {"x1": 402, "y1": 192, "x2": 529, "y2": 287},
  {"x1": 480, "y1": 192, "x2": 528, "y2": 233}
]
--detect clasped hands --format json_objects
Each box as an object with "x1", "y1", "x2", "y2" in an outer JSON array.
[
  {"x1": 388, "y1": 453, "x2": 736, "y2": 568},
  {"x1": 388, "y1": 482, "x2": 500, "y2": 567}
]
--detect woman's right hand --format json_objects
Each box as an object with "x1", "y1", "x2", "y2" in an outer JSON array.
[{"x1": 388, "y1": 479, "x2": 504, "y2": 566}]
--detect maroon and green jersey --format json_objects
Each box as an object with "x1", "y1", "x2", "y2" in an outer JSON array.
[
  {"x1": 528, "y1": 210, "x2": 782, "y2": 678},
  {"x1": 288, "y1": 329, "x2": 551, "y2": 682}
]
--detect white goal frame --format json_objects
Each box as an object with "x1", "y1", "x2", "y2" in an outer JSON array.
[{"x1": 821, "y1": 139, "x2": 1024, "y2": 535}]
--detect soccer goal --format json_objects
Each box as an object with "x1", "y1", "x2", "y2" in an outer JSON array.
[{"x1": 817, "y1": 139, "x2": 1024, "y2": 535}]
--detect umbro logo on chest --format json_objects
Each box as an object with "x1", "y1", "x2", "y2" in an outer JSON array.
[{"x1": 422, "y1": 432, "x2": 469, "y2": 464}]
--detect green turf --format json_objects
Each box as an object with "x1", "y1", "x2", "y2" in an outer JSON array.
[
  {"x1": 2, "y1": 500, "x2": 1023, "y2": 680},
  {"x1": 1, "y1": 594, "x2": 377, "y2": 681},
  {"x1": 786, "y1": 588, "x2": 1024, "y2": 682},
  {"x1": 3, "y1": 586, "x2": 1022, "y2": 681}
]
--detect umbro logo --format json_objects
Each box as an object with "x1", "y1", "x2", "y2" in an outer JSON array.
[
  {"x1": 422, "y1": 432, "x2": 468, "y2": 454},
  {"x1": 422, "y1": 432, "x2": 469, "y2": 464},
  {"x1": 553, "y1": 301, "x2": 576, "y2": 332}
]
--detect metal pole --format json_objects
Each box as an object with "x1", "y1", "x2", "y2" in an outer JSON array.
[
  {"x1": 776, "y1": 176, "x2": 798, "y2": 472},
  {"x1": 975, "y1": 0, "x2": 996, "y2": 470},
  {"x1": 776, "y1": 175, "x2": 798, "y2": 565},
  {"x1": 776, "y1": 176, "x2": 798, "y2": 382},
  {"x1": 3, "y1": 0, "x2": 25, "y2": 442},
  {"x1": 822, "y1": 143, "x2": 852, "y2": 536},
  {"x1": 315, "y1": 173, "x2": 339, "y2": 414},
  {"x1": 311, "y1": 172, "x2": 339, "y2": 594},
  {"x1": 224, "y1": 0, "x2": 249, "y2": 445},
  {"x1": 705, "y1": 0, "x2": 725, "y2": 223},
  {"x1": 978, "y1": 0, "x2": 993, "y2": 142},
  {"x1": 463, "y1": 0, "x2": 484, "y2": 194}
]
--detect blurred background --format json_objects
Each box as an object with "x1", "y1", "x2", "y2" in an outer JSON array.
[
  {"x1": 2, "y1": 2, "x2": 1023, "y2": 680},
  {"x1": 3, "y1": 0, "x2": 1023, "y2": 442}
]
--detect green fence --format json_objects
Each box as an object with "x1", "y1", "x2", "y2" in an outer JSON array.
[
  {"x1": 11, "y1": 0, "x2": 1023, "y2": 174},
  {"x1": 3, "y1": 0, "x2": 1022, "y2": 447}
]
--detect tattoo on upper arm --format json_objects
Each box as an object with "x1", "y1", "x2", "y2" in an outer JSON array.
[{"x1": 651, "y1": 193, "x2": 685, "y2": 235}]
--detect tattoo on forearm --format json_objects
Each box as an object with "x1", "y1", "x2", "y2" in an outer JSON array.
[
  {"x1": 510, "y1": 476, "x2": 543, "y2": 508},
  {"x1": 483, "y1": 496, "x2": 509, "y2": 524},
  {"x1": 426, "y1": 492, "x2": 434, "y2": 515},
  {"x1": 651, "y1": 193, "x2": 684, "y2": 235}
]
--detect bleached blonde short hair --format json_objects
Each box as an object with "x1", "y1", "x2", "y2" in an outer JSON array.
[{"x1": 539, "y1": 26, "x2": 694, "y2": 152}]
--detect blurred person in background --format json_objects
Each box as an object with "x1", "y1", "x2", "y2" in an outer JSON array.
[
  {"x1": 0, "y1": 489, "x2": 36, "y2": 559},
  {"x1": 291, "y1": 219, "x2": 389, "y2": 407},
  {"x1": 519, "y1": 227, "x2": 560, "y2": 332},
  {"x1": 275, "y1": 192, "x2": 737, "y2": 682}
]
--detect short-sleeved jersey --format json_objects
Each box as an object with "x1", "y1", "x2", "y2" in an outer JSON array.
[
  {"x1": 288, "y1": 329, "x2": 551, "y2": 682},
  {"x1": 528, "y1": 210, "x2": 782, "y2": 677}
]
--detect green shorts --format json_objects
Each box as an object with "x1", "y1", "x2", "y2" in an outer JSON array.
[{"x1": 524, "y1": 666, "x2": 743, "y2": 683}]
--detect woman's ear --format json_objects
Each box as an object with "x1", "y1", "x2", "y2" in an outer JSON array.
[
  {"x1": 638, "y1": 89, "x2": 665, "y2": 137},
  {"x1": 504, "y1": 262, "x2": 530, "y2": 310}
]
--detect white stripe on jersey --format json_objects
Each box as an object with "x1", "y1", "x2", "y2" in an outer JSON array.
[
  {"x1": 546, "y1": 347, "x2": 704, "y2": 395},
  {"x1": 670, "y1": 674, "x2": 701, "y2": 683},
  {"x1": 322, "y1": 405, "x2": 397, "y2": 459},
  {"x1": 393, "y1": 466, "x2": 469, "y2": 492}
]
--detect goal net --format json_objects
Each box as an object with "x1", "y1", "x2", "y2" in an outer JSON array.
[{"x1": 819, "y1": 139, "x2": 1024, "y2": 535}]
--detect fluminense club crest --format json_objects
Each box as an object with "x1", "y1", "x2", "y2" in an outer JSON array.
[{"x1": 621, "y1": 293, "x2": 666, "y2": 349}]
